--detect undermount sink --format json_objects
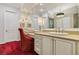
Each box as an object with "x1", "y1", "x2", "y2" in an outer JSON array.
[{"x1": 48, "y1": 32, "x2": 68, "y2": 35}]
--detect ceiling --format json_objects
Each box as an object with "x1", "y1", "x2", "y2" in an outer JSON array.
[
  {"x1": 1, "y1": 3, "x2": 77, "y2": 15},
  {"x1": 21, "y1": 3, "x2": 64, "y2": 15},
  {"x1": 22, "y1": 3, "x2": 78, "y2": 16},
  {"x1": 0, "y1": 3, "x2": 22, "y2": 9}
]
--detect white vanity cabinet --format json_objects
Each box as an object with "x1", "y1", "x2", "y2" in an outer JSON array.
[
  {"x1": 34, "y1": 34, "x2": 43, "y2": 55},
  {"x1": 34, "y1": 34, "x2": 54, "y2": 55},
  {"x1": 34, "y1": 33, "x2": 79, "y2": 55},
  {"x1": 54, "y1": 38, "x2": 76, "y2": 55},
  {"x1": 42, "y1": 36, "x2": 54, "y2": 55}
]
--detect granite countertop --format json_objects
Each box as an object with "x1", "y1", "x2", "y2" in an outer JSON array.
[{"x1": 35, "y1": 31, "x2": 79, "y2": 41}]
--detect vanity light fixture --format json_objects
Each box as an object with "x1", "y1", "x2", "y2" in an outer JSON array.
[{"x1": 56, "y1": 12, "x2": 64, "y2": 17}]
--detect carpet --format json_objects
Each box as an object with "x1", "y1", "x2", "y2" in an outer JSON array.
[{"x1": 0, "y1": 41, "x2": 38, "y2": 55}]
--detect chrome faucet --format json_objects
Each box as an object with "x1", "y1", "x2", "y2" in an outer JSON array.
[{"x1": 56, "y1": 27, "x2": 64, "y2": 33}]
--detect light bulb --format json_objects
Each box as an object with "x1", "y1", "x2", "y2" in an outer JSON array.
[{"x1": 40, "y1": 3, "x2": 43, "y2": 6}]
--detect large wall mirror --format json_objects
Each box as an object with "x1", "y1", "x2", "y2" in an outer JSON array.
[{"x1": 48, "y1": 6, "x2": 79, "y2": 29}]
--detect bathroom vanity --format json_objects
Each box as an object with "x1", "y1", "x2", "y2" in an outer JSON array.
[{"x1": 34, "y1": 31, "x2": 79, "y2": 55}]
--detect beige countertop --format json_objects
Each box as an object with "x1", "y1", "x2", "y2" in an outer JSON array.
[{"x1": 35, "y1": 31, "x2": 79, "y2": 41}]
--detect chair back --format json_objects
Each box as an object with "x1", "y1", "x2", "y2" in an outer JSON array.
[{"x1": 18, "y1": 28, "x2": 25, "y2": 40}]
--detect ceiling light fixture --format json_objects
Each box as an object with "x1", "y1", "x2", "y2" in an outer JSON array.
[{"x1": 56, "y1": 12, "x2": 64, "y2": 17}]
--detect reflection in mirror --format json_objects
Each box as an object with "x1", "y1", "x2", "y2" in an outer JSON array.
[
  {"x1": 73, "y1": 13, "x2": 79, "y2": 28},
  {"x1": 48, "y1": 5, "x2": 79, "y2": 30},
  {"x1": 48, "y1": 17, "x2": 54, "y2": 28}
]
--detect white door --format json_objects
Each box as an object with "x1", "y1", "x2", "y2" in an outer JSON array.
[
  {"x1": 4, "y1": 10, "x2": 19, "y2": 42},
  {"x1": 0, "y1": 8, "x2": 4, "y2": 43}
]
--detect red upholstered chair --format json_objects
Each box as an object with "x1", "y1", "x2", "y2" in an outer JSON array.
[{"x1": 18, "y1": 28, "x2": 34, "y2": 52}]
